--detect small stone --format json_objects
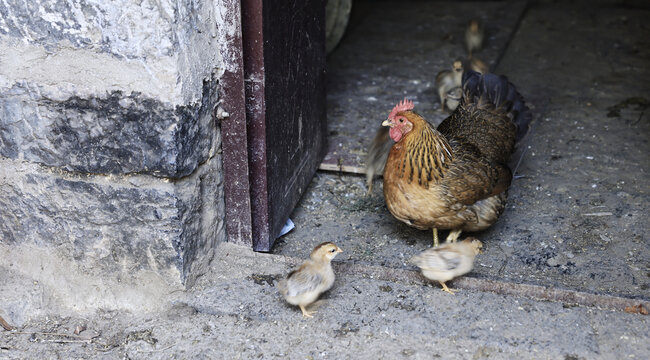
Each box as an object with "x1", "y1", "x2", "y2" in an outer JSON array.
[{"x1": 546, "y1": 256, "x2": 562, "y2": 267}]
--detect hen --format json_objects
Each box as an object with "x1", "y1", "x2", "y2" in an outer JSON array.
[
  {"x1": 382, "y1": 71, "x2": 531, "y2": 246},
  {"x1": 277, "y1": 242, "x2": 343, "y2": 318}
]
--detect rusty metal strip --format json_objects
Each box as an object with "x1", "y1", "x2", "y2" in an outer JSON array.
[
  {"x1": 219, "y1": 0, "x2": 253, "y2": 247},
  {"x1": 241, "y1": 0, "x2": 270, "y2": 251},
  {"x1": 330, "y1": 262, "x2": 650, "y2": 313}
]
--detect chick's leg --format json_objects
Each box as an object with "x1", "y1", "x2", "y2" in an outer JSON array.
[
  {"x1": 446, "y1": 229, "x2": 462, "y2": 243},
  {"x1": 438, "y1": 88, "x2": 446, "y2": 111},
  {"x1": 433, "y1": 228, "x2": 439, "y2": 247},
  {"x1": 299, "y1": 305, "x2": 316, "y2": 318},
  {"x1": 439, "y1": 281, "x2": 456, "y2": 295}
]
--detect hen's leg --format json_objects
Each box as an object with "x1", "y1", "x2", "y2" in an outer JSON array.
[
  {"x1": 439, "y1": 281, "x2": 456, "y2": 295},
  {"x1": 446, "y1": 229, "x2": 462, "y2": 243},
  {"x1": 299, "y1": 305, "x2": 315, "y2": 318},
  {"x1": 433, "y1": 228, "x2": 439, "y2": 247}
]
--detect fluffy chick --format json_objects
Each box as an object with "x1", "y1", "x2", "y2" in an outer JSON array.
[
  {"x1": 465, "y1": 19, "x2": 484, "y2": 56},
  {"x1": 444, "y1": 87, "x2": 463, "y2": 112},
  {"x1": 411, "y1": 238, "x2": 483, "y2": 295},
  {"x1": 278, "y1": 242, "x2": 343, "y2": 317},
  {"x1": 466, "y1": 55, "x2": 489, "y2": 74},
  {"x1": 435, "y1": 59, "x2": 463, "y2": 111}
]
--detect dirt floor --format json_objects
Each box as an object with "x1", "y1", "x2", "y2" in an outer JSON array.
[
  {"x1": 2, "y1": 242, "x2": 649, "y2": 359},
  {"x1": 2, "y1": 1, "x2": 649, "y2": 358}
]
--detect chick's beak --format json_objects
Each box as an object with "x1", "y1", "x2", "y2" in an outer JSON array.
[
  {"x1": 336, "y1": 247, "x2": 343, "y2": 253},
  {"x1": 382, "y1": 119, "x2": 394, "y2": 127}
]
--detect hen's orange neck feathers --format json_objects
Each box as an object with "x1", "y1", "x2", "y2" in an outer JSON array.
[{"x1": 392, "y1": 111, "x2": 454, "y2": 188}]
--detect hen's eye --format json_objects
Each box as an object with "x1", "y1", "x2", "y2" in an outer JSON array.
[{"x1": 399, "y1": 118, "x2": 404, "y2": 123}]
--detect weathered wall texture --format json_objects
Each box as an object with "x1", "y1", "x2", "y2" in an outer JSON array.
[{"x1": 0, "y1": 0, "x2": 230, "y2": 315}]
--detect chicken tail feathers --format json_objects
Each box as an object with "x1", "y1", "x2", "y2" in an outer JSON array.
[
  {"x1": 461, "y1": 71, "x2": 532, "y2": 142},
  {"x1": 365, "y1": 126, "x2": 392, "y2": 191}
]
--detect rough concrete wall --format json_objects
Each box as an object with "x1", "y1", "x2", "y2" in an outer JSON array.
[{"x1": 0, "y1": 0, "x2": 229, "y2": 316}]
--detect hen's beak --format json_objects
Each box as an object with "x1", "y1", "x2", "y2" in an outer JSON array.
[{"x1": 382, "y1": 119, "x2": 393, "y2": 127}]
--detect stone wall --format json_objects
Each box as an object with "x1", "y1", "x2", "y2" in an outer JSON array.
[{"x1": 0, "y1": 0, "x2": 229, "y2": 316}]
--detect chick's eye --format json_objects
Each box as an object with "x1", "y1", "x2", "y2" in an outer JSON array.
[{"x1": 330, "y1": 249, "x2": 336, "y2": 253}]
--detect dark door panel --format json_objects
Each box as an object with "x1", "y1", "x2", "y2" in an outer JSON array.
[{"x1": 242, "y1": 0, "x2": 327, "y2": 251}]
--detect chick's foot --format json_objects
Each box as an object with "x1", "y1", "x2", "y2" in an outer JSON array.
[
  {"x1": 300, "y1": 305, "x2": 316, "y2": 318},
  {"x1": 446, "y1": 230, "x2": 462, "y2": 243},
  {"x1": 439, "y1": 281, "x2": 456, "y2": 295}
]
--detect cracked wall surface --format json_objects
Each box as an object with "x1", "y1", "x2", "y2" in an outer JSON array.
[{"x1": 0, "y1": 0, "x2": 230, "y2": 315}]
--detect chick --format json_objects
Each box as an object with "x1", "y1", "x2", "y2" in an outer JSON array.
[
  {"x1": 435, "y1": 59, "x2": 463, "y2": 111},
  {"x1": 444, "y1": 86, "x2": 463, "y2": 112},
  {"x1": 466, "y1": 55, "x2": 489, "y2": 74},
  {"x1": 365, "y1": 126, "x2": 392, "y2": 194},
  {"x1": 411, "y1": 238, "x2": 483, "y2": 295},
  {"x1": 465, "y1": 19, "x2": 484, "y2": 56},
  {"x1": 278, "y1": 242, "x2": 343, "y2": 317}
]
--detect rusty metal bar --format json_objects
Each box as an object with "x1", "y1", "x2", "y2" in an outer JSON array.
[
  {"x1": 219, "y1": 0, "x2": 253, "y2": 247},
  {"x1": 331, "y1": 262, "x2": 650, "y2": 313},
  {"x1": 241, "y1": 0, "x2": 271, "y2": 251}
]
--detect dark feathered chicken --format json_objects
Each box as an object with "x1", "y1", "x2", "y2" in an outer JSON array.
[{"x1": 381, "y1": 71, "x2": 531, "y2": 246}]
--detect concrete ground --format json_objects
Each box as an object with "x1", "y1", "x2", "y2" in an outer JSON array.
[{"x1": 2, "y1": 1, "x2": 649, "y2": 359}]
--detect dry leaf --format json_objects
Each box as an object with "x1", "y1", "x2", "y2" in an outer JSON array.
[
  {"x1": 624, "y1": 304, "x2": 648, "y2": 315},
  {"x1": 74, "y1": 324, "x2": 87, "y2": 335},
  {"x1": 0, "y1": 315, "x2": 15, "y2": 331}
]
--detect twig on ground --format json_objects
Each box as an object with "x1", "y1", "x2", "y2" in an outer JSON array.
[{"x1": 0, "y1": 316, "x2": 15, "y2": 331}]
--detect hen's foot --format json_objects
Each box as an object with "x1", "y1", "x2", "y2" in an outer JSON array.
[
  {"x1": 439, "y1": 281, "x2": 456, "y2": 295},
  {"x1": 300, "y1": 305, "x2": 316, "y2": 318}
]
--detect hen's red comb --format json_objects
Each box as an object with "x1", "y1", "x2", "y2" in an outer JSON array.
[{"x1": 388, "y1": 98, "x2": 415, "y2": 120}]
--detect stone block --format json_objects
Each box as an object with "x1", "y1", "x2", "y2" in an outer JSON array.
[{"x1": 0, "y1": 81, "x2": 217, "y2": 178}]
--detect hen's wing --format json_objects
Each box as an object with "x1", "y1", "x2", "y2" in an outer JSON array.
[
  {"x1": 434, "y1": 71, "x2": 526, "y2": 206},
  {"x1": 283, "y1": 265, "x2": 322, "y2": 297},
  {"x1": 438, "y1": 141, "x2": 512, "y2": 206}
]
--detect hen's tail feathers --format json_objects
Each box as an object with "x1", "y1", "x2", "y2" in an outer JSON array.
[
  {"x1": 461, "y1": 71, "x2": 532, "y2": 142},
  {"x1": 364, "y1": 126, "x2": 392, "y2": 194}
]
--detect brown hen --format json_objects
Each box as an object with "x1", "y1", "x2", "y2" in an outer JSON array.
[{"x1": 382, "y1": 71, "x2": 531, "y2": 246}]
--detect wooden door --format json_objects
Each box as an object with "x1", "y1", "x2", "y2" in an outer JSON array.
[{"x1": 236, "y1": 0, "x2": 327, "y2": 251}]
